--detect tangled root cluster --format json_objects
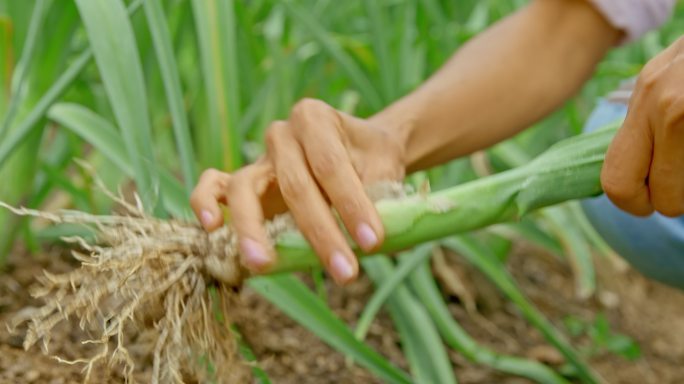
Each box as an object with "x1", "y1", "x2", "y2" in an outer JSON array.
[
  {"x1": 1, "y1": 181, "x2": 408, "y2": 383},
  {"x1": 1, "y1": 196, "x2": 294, "y2": 384}
]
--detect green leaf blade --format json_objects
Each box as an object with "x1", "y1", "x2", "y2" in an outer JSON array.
[
  {"x1": 363, "y1": 256, "x2": 458, "y2": 384},
  {"x1": 191, "y1": 0, "x2": 242, "y2": 171},
  {"x1": 249, "y1": 275, "x2": 412, "y2": 384},
  {"x1": 47, "y1": 103, "x2": 190, "y2": 219},
  {"x1": 75, "y1": 0, "x2": 159, "y2": 212},
  {"x1": 143, "y1": 0, "x2": 197, "y2": 193}
]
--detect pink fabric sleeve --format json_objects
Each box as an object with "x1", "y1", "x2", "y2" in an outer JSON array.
[{"x1": 588, "y1": 0, "x2": 676, "y2": 43}]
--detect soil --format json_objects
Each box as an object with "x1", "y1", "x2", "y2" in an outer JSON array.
[{"x1": 1, "y1": 240, "x2": 683, "y2": 384}]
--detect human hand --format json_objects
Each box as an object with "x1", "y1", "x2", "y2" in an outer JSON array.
[
  {"x1": 602, "y1": 37, "x2": 684, "y2": 217},
  {"x1": 190, "y1": 99, "x2": 406, "y2": 284}
]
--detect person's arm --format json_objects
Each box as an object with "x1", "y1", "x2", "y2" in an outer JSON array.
[
  {"x1": 372, "y1": 0, "x2": 620, "y2": 172},
  {"x1": 190, "y1": 0, "x2": 621, "y2": 285}
]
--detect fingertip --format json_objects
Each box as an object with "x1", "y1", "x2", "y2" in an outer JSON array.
[
  {"x1": 341, "y1": 196, "x2": 385, "y2": 253},
  {"x1": 603, "y1": 188, "x2": 654, "y2": 217},
  {"x1": 356, "y1": 222, "x2": 379, "y2": 252},
  {"x1": 651, "y1": 194, "x2": 684, "y2": 217},
  {"x1": 371, "y1": 212, "x2": 386, "y2": 247},
  {"x1": 601, "y1": 163, "x2": 654, "y2": 217},
  {"x1": 328, "y1": 251, "x2": 358, "y2": 285},
  {"x1": 200, "y1": 208, "x2": 223, "y2": 232},
  {"x1": 239, "y1": 237, "x2": 275, "y2": 273},
  {"x1": 623, "y1": 204, "x2": 654, "y2": 217},
  {"x1": 655, "y1": 207, "x2": 683, "y2": 218},
  {"x1": 200, "y1": 209, "x2": 214, "y2": 227}
]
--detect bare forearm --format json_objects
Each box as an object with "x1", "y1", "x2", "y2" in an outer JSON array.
[{"x1": 371, "y1": 0, "x2": 620, "y2": 172}]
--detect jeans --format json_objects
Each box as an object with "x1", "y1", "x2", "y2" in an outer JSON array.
[{"x1": 581, "y1": 99, "x2": 684, "y2": 289}]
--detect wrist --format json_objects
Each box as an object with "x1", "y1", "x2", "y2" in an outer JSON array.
[{"x1": 369, "y1": 98, "x2": 425, "y2": 174}]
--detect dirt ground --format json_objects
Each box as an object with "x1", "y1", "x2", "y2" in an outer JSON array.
[{"x1": 1, "y1": 240, "x2": 683, "y2": 383}]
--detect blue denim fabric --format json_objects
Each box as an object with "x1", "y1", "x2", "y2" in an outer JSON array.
[{"x1": 580, "y1": 99, "x2": 684, "y2": 289}]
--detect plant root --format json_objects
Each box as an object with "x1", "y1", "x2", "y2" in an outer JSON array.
[
  {"x1": 0, "y1": 181, "x2": 408, "y2": 383},
  {"x1": 0, "y1": 199, "x2": 280, "y2": 383}
]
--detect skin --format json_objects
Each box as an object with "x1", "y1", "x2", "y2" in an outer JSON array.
[
  {"x1": 602, "y1": 36, "x2": 684, "y2": 217},
  {"x1": 190, "y1": 0, "x2": 637, "y2": 285}
]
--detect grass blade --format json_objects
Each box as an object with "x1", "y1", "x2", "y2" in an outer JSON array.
[
  {"x1": 0, "y1": 128, "x2": 42, "y2": 259},
  {"x1": 443, "y1": 235, "x2": 602, "y2": 384},
  {"x1": 0, "y1": 0, "x2": 143, "y2": 172},
  {"x1": 363, "y1": 256, "x2": 458, "y2": 384},
  {"x1": 355, "y1": 244, "x2": 434, "y2": 341},
  {"x1": 0, "y1": 49, "x2": 89, "y2": 168},
  {"x1": 0, "y1": 0, "x2": 47, "y2": 139},
  {"x1": 0, "y1": 0, "x2": 71, "y2": 260},
  {"x1": 0, "y1": 14, "x2": 12, "y2": 114},
  {"x1": 191, "y1": 0, "x2": 242, "y2": 170},
  {"x1": 75, "y1": 0, "x2": 160, "y2": 212},
  {"x1": 364, "y1": 0, "x2": 395, "y2": 103},
  {"x1": 418, "y1": 0, "x2": 448, "y2": 27},
  {"x1": 282, "y1": 0, "x2": 383, "y2": 110},
  {"x1": 542, "y1": 205, "x2": 596, "y2": 299},
  {"x1": 248, "y1": 274, "x2": 412, "y2": 384},
  {"x1": 494, "y1": 218, "x2": 565, "y2": 256},
  {"x1": 397, "y1": 2, "x2": 424, "y2": 95},
  {"x1": 408, "y1": 256, "x2": 570, "y2": 383},
  {"x1": 47, "y1": 103, "x2": 190, "y2": 219},
  {"x1": 143, "y1": 0, "x2": 197, "y2": 193},
  {"x1": 47, "y1": 103, "x2": 132, "y2": 174},
  {"x1": 232, "y1": 326, "x2": 272, "y2": 384}
]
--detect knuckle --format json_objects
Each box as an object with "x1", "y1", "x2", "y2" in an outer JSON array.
[
  {"x1": 278, "y1": 169, "x2": 310, "y2": 201},
  {"x1": 292, "y1": 98, "x2": 328, "y2": 117},
  {"x1": 199, "y1": 168, "x2": 229, "y2": 187},
  {"x1": 306, "y1": 225, "x2": 328, "y2": 248},
  {"x1": 199, "y1": 168, "x2": 221, "y2": 181},
  {"x1": 600, "y1": 173, "x2": 635, "y2": 204},
  {"x1": 336, "y1": 197, "x2": 364, "y2": 219},
  {"x1": 636, "y1": 67, "x2": 660, "y2": 93},
  {"x1": 290, "y1": 98, "x2": 335, "y2": 130},
  {"x1": 192, "y1": 169, "x2": 231, "y2": 207},
  {"x1": 264, "y1": 120, "x2": 288, "y2": 150},
  {"x1": 310, "y1": 149, "x2": 344, "y2": 178},
  {"x1": 224, "y1": 171, "x2": 247, "y2": 196},
  {"x1": 658, "y1": 91, "x2": 684, "y2": 128}
]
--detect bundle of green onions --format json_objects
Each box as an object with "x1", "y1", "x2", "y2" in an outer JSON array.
[{"x1": 272, "y1": 123, "x2": 617, "y2": 274}]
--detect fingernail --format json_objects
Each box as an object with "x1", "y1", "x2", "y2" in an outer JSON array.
[
  {"x1": 356, "y1": 223, "x2": 378, "y2": 250},
  {"x1": 200, "y1": 210, "x2": 214, "y2": 227},
  {"x1": 240, "y1": 238, "x2": 271, "y2": 270},
  {"x1": 330, "y1": 251, "x2": 354, "y2": 283}
]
